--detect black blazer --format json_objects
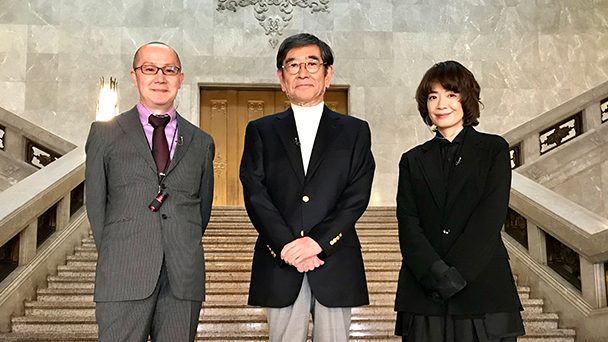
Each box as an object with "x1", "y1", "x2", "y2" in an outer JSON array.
[
  {"x1": 395, "y1": 127, "x2": 522, "y2": 316},
  {"x1": 240, "y1": 106, "x2": 375, "y2": 308}
]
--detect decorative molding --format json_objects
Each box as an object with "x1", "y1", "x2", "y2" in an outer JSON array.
[
  {"x1": 210, "y1": 100, "x2": 228, "y2": 119},
  {"x1": 247, "y1": 100, "x2": 265, "y2": 119},
  {"x1": 0, "y1": 124, "x2": 5, "y2": 150},
  {"x1": 26, "y1": 140, "x2": 61, "y2": 169},
  {"x1": 539, "y1": 112, "x2": 582, "y2": 155},
  {"x1": 214, "y1": 155, "x2": 227, "y2": 179},
  {"x1": 217, "y1": 0, "x2": 330, "y2": 48}
]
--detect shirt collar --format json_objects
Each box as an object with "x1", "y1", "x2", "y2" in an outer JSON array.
[
  {"x1": 435, "y1": 126, "x2": 468, "y2": 146},
  {"x1": 137, "y1": 102, "x2": 177, "y2": 124}
]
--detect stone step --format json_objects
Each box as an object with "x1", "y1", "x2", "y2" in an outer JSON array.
[
  {"x1": 74, "y1": 244, "x2": 402, "y2": 254},
  {"x1": 23, "y1": 301, "x2": 398, "y2": 319},
  {"x1": 10, "y1": 315, "x2": 400, "y2": 334},
  {"x1": 204, "y1": 223, "x2": 398, "y2": 230},
  {"x1": 80, "y1": 236, "x2": 401, "y2": 246},
  {"x1": 521, "y1": 311, "x2": 560, "y2": 330},
  {"x1": 65, "y1": 251, "x2": 403, "y2": 263},
  {"x1": 35, "y1": 287, "x2": 397, "y2": 304},
  {"x1": 0, "y1": 327, "x2": 576, "y2": 342},
  {"x1": 46, "y1": 275, "x2": 399, "y2": 292},
  {"x1": 62, "y1": 259, "x2": 403, "y2": 271},
  {"x1": 56, "y1": 264, "x2": 401, "y2": 277},
  {"x1": 207, "y1": 218, "x2": 398, "y2": 229},
  {"x1": 24, "y1": 297, "x2": 545, "y2": 320},
  {"x1": 0, "y1": 330, "x2": 403, "y2": 341},
  {"x1": 2, "y1": 207, "x2": 576, "y2": 342}
]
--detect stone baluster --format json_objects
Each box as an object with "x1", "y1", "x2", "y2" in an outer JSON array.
[
  {"x1": 527, "y1": 222, "x2": 547, "y2": 265},
  {"x1": 580, "y1": 257, "x2": 608, "y2": 309},
  {"x1": 55, "y1": 195, "x2": 70, "y2": 231},
  {"x1": 18, "y1": 221, "x2": 37, "y2": 266}
]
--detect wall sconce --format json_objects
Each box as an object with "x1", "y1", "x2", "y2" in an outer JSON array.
[{"x1": 96, "y1": 77, "x2": 118, "y2": 121}]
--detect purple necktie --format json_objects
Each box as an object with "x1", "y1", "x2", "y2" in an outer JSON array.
[{"x1": 148, "y1": 115, "x2": 171, "y2": 173}]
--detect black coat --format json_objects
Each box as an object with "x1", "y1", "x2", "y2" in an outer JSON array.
[
  {"x1": 240, "y1": 106, "x2": 375, "y2": 308},
  {"x1": 395, "y1": 127, "x2": 522, "y2": 316}
]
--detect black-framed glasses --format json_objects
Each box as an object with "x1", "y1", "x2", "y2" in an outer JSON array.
[
  {"x1": 282, "y1": 60, "x2": 325, "y2": 75},
  {"x1": 135, "y1": 64, "x2": 181, "y2": 76}
]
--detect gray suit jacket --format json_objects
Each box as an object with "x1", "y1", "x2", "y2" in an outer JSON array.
[{"x1": 85, "y1": 106, "x2": 214, "y2": 302}]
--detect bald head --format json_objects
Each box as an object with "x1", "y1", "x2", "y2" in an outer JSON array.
[{"x1": 132, "y1": 42, "x2": 182, "y2": 70}]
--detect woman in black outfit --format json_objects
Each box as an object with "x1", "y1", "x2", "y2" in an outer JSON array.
[{"x1": 394, "y1": 61, "x2": 525, "y2": 342}]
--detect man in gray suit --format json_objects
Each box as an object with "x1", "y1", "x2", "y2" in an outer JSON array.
[{"x1": 85, "y1": 42, "x2": 214, "y2": 342}]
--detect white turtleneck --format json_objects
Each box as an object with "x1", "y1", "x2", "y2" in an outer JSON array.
[{"x1": 292, "y1": 102, "x2": 324, "y2": 175}]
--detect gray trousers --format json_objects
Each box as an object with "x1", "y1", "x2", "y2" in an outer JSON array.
[
  {"x1": 267, "y1": 274, "x2": 351, "y2": 342},
  {"x1": 95, "y1": 262, "x2": 202, "y2": 342}
]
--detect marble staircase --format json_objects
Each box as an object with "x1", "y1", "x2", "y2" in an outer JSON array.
[{"x1": 0, "y1": 207, "x2": 576, "y2": 341}]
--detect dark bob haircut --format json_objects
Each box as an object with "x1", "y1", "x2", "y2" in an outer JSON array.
[
  {"x1": 416, "y1": 60, "x2": 482, "y2": 127},
  {"x1": 276, "y1": 33, "x2": 334, "y2": 73}
]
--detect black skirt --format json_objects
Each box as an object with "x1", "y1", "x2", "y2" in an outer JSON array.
[{"x1": 395, "y1": 311, "x2": 525, "y2": 342}]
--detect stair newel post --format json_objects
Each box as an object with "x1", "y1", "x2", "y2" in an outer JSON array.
[
  {"x1": 580, "y1": 256, "x2": 608, "y2": 309},
  {"x1": 19, "y1": 221, "x2": 37, "y2": 266}
]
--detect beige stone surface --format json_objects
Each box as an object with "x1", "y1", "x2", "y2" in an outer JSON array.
[{"x1": 1, "y1": 0, "x2": 608, "y2": 204}]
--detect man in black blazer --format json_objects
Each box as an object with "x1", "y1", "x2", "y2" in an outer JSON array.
[
  {"x1": 240, "y1": 33, "x2": 375, "y2": 342},
  {"x1": 85, "y1": 42, "x2": 214, "y2": 342}
]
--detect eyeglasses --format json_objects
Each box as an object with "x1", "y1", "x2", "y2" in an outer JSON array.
[
  {"x1": 282, "y1": 60, "x2": 325, "y2": 75},
  {"x1": 135, "y1": 64, "x2": 181, "y2": 76}
]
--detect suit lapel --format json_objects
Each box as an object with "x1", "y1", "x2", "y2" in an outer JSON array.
[
  {"x1": 165, "y1": 114, "x2": 193, "y2": 175},
  {"x1": 273, "y1": 108, "x2": 305, "y2": 186},
  {"x1": 444, "y1": 128, "x2": 484, "y2": 210},
  {"x1": 416, "y1": 139, "x2": 446, "y2": 209},
  {"x1": 305, "y1": 107, "x2": 341, "y2": 183},
  {"x1": 115, "y1": 107, "x2": 157, "y2": 173}
]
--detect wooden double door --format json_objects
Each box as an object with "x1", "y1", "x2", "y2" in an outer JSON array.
[{"x1": 200, "y1": 88, "x2": 347, "y2": 206}]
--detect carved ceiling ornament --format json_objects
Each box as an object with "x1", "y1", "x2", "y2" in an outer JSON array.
[{"x1": 217, "y1": 0, "x2": 330, "y2": 48}]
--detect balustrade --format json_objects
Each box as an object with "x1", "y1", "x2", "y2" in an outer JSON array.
[{"x1": 503, "y1": 81, "x2": 608, "y2": 311}]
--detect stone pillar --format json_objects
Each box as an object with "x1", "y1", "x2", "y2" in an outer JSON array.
[
  {"x1": 522, "y1": 132, "x2": 540, "y2": 165},
  {"x1": 527, "y1": 222, "x2": 547, "y2": 265},
  {"x1": 583, "y1": 103, "x2": 602, "y2": 132},
  {"x1": 3, "y1": 127, "x2": 25, "y2": 161},
  {"x1": 55, "y1": 195, "x2": 71, "y2": 231},
  {"x1": 19, "y1": 221, "x2": 37, "y2": 266},
  {"x1": 580, "y1": 256, "x2": 608, "y2": 309}
]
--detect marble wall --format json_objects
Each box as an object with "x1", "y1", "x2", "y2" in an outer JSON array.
[
  {"x1": 550, "y1": 161, "x2": 607, "y2": 218},
  {"x1": 1, "y1": 0, "x2": 608, "y2": 205}
]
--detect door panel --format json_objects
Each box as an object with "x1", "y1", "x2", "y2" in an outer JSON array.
[{"x1": 200, "y1": 88, "x2": 347, "y2": 206}]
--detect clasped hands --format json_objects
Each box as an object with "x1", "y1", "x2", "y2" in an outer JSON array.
[{"x1": 280, "y1": 237, "x2": 325, "y2": 273}]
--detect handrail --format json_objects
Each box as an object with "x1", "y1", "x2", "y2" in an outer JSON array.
[
  {"x1": 510, "y1": 172, "x2": 608, "y2": 262},
  {"x1": 0, "y1": 107, "x2": 76, "y2": 156},
  {"x1": 0, "y1": 145, "x2": 87, "y2": 333},
  {"x1": 0, "y1": 147, "x2": 85, "y2": 247},
  {"x1": 503, "y1": 80, "x2": 608, "y2": 147},
  {"x1": 501, "y1": 79, "x2": 608, "y2": 331}
]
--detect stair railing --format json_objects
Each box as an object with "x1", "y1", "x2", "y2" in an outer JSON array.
[
  {"x1": 500, "y1": 80, "x2": 608, "y2": 340},
  {"x1": 0, "y1": 145, "x2": 88, "y2": 333}
]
